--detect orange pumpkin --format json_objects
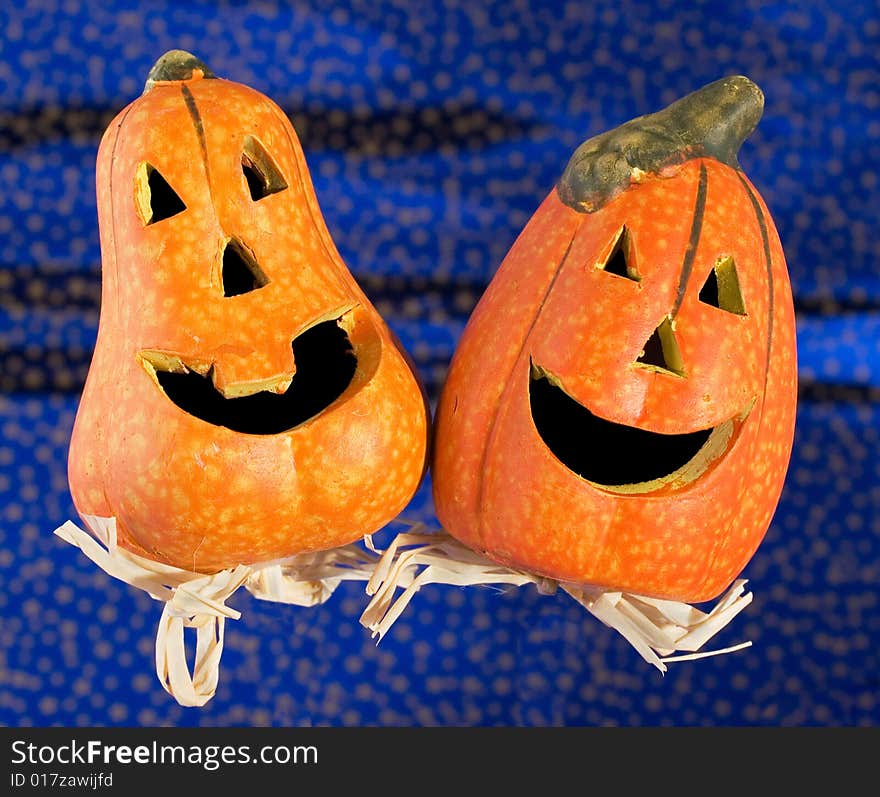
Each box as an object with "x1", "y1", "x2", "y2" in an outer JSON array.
[
  {"x1": 432, "y1": 77, "x2": 797, "y2": 602},
  {"x1": 68, "y1": 51, "x2": 429, "y2": 573}
]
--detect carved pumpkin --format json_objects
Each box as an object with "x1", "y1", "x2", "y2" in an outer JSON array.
[
  {"x1": 432, "y1": 77, "x2": 797, "y2": 602},
  {"x1": 68, "y1": 51, "x2": 429, "y2": 573}
]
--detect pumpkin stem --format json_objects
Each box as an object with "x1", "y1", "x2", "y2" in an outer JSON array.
[
  {"x1": 558, "y1": 76, "x2": 765, "y2": 212},
  {"x1": 143, "y1": 50, "x2": 216, "y2": 93}
]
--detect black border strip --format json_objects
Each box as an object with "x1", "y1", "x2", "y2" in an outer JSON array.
[{"x1": 0, "y1": 727, "x2": 875, "y2": 791}]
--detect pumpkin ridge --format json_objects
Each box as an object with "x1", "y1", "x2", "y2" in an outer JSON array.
[
  {"x1": 736, "y1": 171, "x2": 775, "y2": 408},
  {"x1": 690, "y1": 174, "x2": 781, "y2": 599},
  {"x1": 180, "y1": 84, "x2": 211, "y2": 191},
  {"x1": 672, "y1": 162, "x2": 709, "y2": 317},
  {"x1": 474, "y1": 225, "x2": 579, "y2": 547},
  {"x1": 105, "y1": 103, "x2": 134, "y2": 323}
]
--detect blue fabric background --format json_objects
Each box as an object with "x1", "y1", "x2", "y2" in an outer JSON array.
[{"x1": 0, "y1": 0, "x2": 877, "y2": 726}]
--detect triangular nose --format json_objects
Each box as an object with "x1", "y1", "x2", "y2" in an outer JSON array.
[
  {"x1": 636, "y1": 316, "x2": 684, "y2": 376},
  {"x1": 221, "y1": 238, "x2": 269, "y2": 297}
]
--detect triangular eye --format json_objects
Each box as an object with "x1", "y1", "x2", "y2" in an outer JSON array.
[
  {"x1": 598, "y1": 226, "x2": 640, "y2": 282},
  {"x1": 242, "y1": 135, "x2": 288, "y2": 201},
  {"x1": 635, "y1": 316, "x2": 684, "y2": 376},
  {"x1": 221, "y1": 239, "x2": 269, "y2": 297},
  {"x1": 135, "y1": 163, "x2": 186, "y2": 225},
  {"x1": 699, "y1": 256, "x2": 746, "y2": 315}
]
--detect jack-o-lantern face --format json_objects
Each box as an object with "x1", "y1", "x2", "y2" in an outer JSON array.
[
  {"x1": 68, "y1": 52, "x2": 429, "y2": 572},
  {"x1": 432, "y1": 77, "x2": 797, "y2": 602}
]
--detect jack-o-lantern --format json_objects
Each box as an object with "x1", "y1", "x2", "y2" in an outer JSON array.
[
  {"x1": 432, "y1": 77, "x2": 797, "y2": 603},
  {"x1": 68, "y1": 51, "x2": 429, "y2": 573}
]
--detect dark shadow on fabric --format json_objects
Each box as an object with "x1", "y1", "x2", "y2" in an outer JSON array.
[{"x1": 1, "y1": 102, "x2": 545, "y2": 156}]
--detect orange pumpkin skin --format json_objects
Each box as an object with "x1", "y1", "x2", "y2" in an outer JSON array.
[
  {"x1": 432, "y1": 80, "x2": 797, "y2": 602},
  {"x1": 68, "y1": 53, "x2": 428, "y2": 573}
]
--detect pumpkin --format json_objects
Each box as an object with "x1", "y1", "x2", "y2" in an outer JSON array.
[
  {"x1": 431, "y1": 76, "x2": 797, "y2": 603},
  {"x1": 67, "y1": 51, "x2": 429, "y2": 573}
]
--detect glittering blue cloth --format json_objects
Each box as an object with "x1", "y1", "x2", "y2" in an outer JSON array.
[{"x1": 1, "y1": 1, "x2": 877, "y2": 726}]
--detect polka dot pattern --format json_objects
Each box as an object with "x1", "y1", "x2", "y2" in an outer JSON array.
[{"x1": 1, "y1": 0, "x2": 878, "y2": 725}]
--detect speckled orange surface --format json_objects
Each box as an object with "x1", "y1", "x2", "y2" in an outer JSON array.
[
  {"x1": 433, "y1": 157, "x2": 797, "y2": 602},
  {"x1": 68, "y1": 68, "x2": 429, "y2": 573}
]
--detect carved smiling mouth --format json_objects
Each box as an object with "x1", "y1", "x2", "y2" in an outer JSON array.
[
  {"x1": 140, "y1": 316, "x2": 357, "y2": 435},
  {"x1": 529, "y1": 368, "x2": 751, "y2": 492}
]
